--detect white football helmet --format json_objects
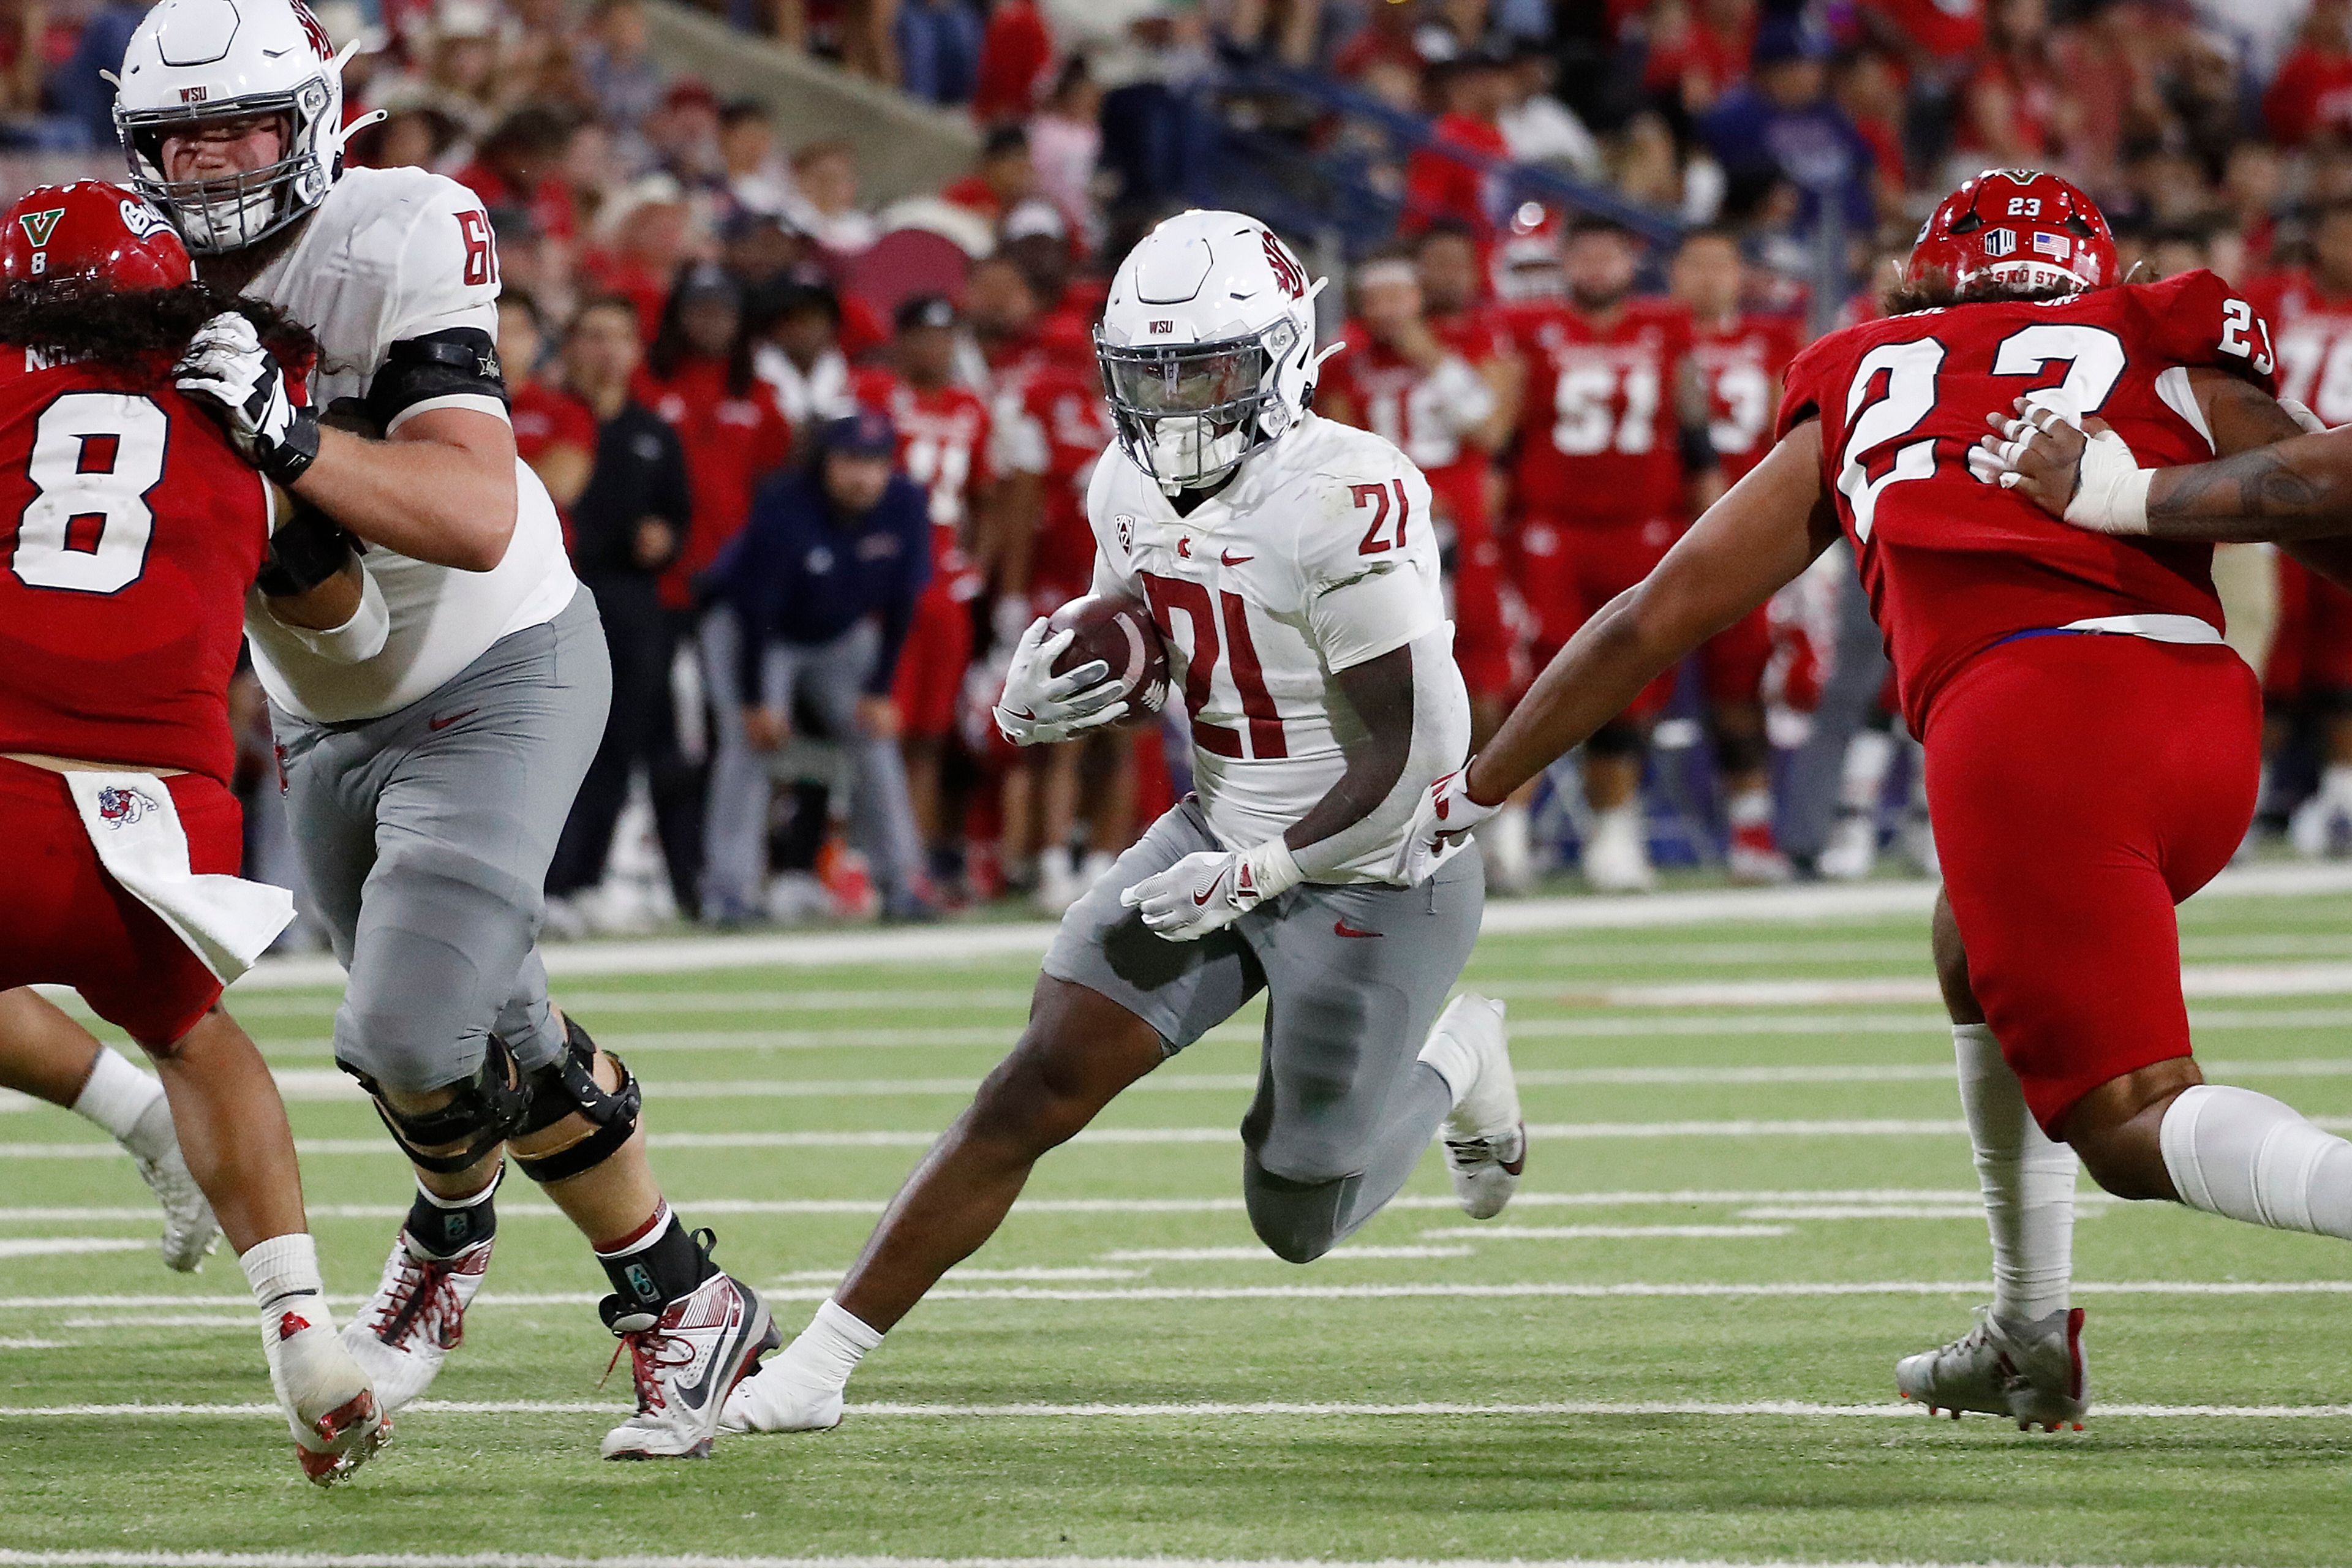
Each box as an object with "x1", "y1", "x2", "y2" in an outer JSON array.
[
  {"x1": 111, "y1": 0, "x2": 372, "y2": 253},
  {"x1": 1095, "y1": 209, "x2": 1331, "y2": 492}
]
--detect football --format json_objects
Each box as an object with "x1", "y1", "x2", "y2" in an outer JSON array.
[{"x1": 1047, "y1": 592, "x2": 1170, "y2": 715}]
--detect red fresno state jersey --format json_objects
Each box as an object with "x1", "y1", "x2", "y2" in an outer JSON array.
[
  {"x1": 635, "y1": 361, "x2": 794, "y2": 611},
  {"x1": 1692, "y1": 311, "x2": 1803, "y2": 483},
  {"x1": 1510, "y1": 297, "x2": 1694, "y2": 526},
  {"x1": 2247, "y1": 271, "x2": 2352, "y2": 427},
  {"x1": 996, "y1": 363, "x2": 1111, "y2": 598},
  {"x1": 1321, "y1": 314, "x2": 1499, "y2": 476},
  {"x1": 851, "y1": 368, "x2": 993, "y2": 564},
  {"x1": 0, "y1": 353, "x2": 269, "y2": 785},
  {"x1": 1777, "y1": 268, "x2": 2277, "y2": 734}
]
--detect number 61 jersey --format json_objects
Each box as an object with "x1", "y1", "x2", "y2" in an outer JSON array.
[
  {"x1": 1776, "y1": 268, "x2": 2278, "y2": 736},
  {"x1": 0, "y1": 352, "x2": 268, "y2": 785},
  {"x1": 1087, "y1": 409, "x2": 1455, "y2": 883}
]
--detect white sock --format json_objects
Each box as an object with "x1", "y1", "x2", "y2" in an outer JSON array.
[
  {"x1": 2326, "y1": 763, "x2": 2352, "y2": 809},
  {"x1": 1838, "y1": 728, "x2": 1895, "y2": 812},
  {"x1": 1952, "y1": 1024, "x2": 2075, "y2": 1322},
  {"x1": 1417, "y1": 1013, "x2": 1477, "y2": 1109},
  {"x1": 1039, "y1": 845, "x2": 1074, "y2": 884},
  {"x1": 239, "y1": 1231, "x2": 331, "y2": 1325},
  {"x1": 1727, "y1": 787, "x2": 1771, "y2": 830},
  {"x1": 2160, "y1": 1084, "x2": 2352, "y2": 1237},
  {"x1": 73, "y1": 1047, "x2": 165, "y2": 1150},
  {"x1": 781, "y1": 1297, "x2": 883, "y2": 1391}
]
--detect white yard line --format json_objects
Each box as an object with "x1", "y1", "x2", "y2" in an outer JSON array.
[
  {"x1": 1101, "y1": 1246, "x2": 1474, "y2": 1261},
  {"x1": 0, "y1": 1238, "x2": 151, "y2": 1259},
  {"x1": 0, "y1": 1550, "x2": 2196, "y2": 1568},
  {"x1": 1417, "y1": 1226, "x2": 1790, "y2": 1240},
  {"x1": 23, "y1": 1279, "x2": 2352, "y2": 1311}
]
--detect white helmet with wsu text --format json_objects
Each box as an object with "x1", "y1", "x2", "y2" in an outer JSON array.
[
  {"x1": 112, "y1": 0, "x2": 372, "y2": 252},
  {"x1": 1095, "y1": 209, "x2": 1331, "y2": 492}
]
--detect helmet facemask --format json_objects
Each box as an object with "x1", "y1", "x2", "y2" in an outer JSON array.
[
  {"x1": 1098, "y1": 316, "x2": 1300, "y2": 492},
  {"x1": 118, "y1": 82, "x2": 337, "y2": 253}
]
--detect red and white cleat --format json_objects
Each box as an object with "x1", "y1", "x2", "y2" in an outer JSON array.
[
  {"x1": 340, "y1": 1230, "x2": 491, "y2": 1413},
  {"x1": 599, "y1": 1268, "x2": 780, "y2": 1460},
  {"x1": 1896, "y1": 1305, "x2": 2089, "y2": 1432},
  {"x1": 266, "y1": 1302, "x2": 390, "y2": 1485}
]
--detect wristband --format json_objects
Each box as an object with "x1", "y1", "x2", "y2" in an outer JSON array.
[
  {"x1": 260, "y1": 404, "x2": 323, "y2": 486},
  {"x1": 255, "y1": 500, "x2": 355, "y2": 597}
]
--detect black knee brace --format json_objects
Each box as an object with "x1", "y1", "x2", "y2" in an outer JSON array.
[
  {"x1": 347, "y1": 1036, "x2": 529, "y2": 1175},
  {"x1": 512, "y1": 1016, "x2": 643, "y2": 1185}
]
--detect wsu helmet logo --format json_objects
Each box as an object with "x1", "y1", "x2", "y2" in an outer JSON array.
[
  {"x1": 1260, "y1": 232, "x2": 1305, "y2": 299},
  {"x1": 290, "y1": 0, "x2": 335, "y2": 59}
]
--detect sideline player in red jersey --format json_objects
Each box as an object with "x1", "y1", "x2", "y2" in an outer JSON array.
[
  {"x1": 1672, "y1": 227, "x2": 1804, "y2": 883},
  {"x1": 852, "y1": 293, "x2": 995, "y2": 905},
  {"x1": 990, "y1": 315, "x2": 1127, "y2": 912},
  {"x1": 1503, "y1": 213, "x2": 1720, "y2": 891},
  {"x1": 2245, "y1": 203, "x2": 2352, "y2": 853},
  {"x1": 0, "y1": 182, "x2": 387, "y2": 1482},
  {"x1": 1400, "y1": 170, "x2": 2352, "y2": 1432}
]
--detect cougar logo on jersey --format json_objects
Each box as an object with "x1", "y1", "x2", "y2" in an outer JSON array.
[{"x1": 94, "y1": 785, "x2": 156, "y2": 827}]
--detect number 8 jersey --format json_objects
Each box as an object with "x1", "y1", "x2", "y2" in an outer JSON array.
[
  {"x1": 1776, "y1": 268, "x2": 2278, "y2": 736},
  {"x1": 0, "y1": 350, "x2": 269, "y2": 785},
  {"x1": 1087, "y1": 410, "x2": 1454, "y2": 883}
]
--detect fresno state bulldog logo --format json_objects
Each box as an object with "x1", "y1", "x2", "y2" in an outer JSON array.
[{"x1": 95, "y1": 785, "x2": 158, "y2": 829}]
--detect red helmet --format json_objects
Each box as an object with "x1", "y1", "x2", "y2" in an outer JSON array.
[
  {"x1": 1905, "y1": 169, "x2": 2116, "y2": 299},
  {"x1": 1, "y1": 181, "x2": 192, "y2": 291}
]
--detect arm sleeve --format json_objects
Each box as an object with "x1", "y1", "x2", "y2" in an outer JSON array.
[
  {"x1": 372, "y1": 176, "x2": 509, "y2": 434},
  {"x1": 1301, "y1": 459, "x2": 1448, "y2": 673},
  {"x1": 1287, "y1": 625, "x2": 1472, "y2": 881}
]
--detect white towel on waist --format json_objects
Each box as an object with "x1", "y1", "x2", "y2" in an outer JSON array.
[{"x1": 63, "y1": 771, "x2": 295, "y2": 984}]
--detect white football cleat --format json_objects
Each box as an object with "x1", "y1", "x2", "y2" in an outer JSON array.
[
  {"x1": 265, "y1": 1299, "x2": 390, "y2": 1485},
  {"x1": 125, "y1": 1096, "x2": 217, "y2": 1272},
  {"x1": 1482, "y1": 802, "x2": 1536, "y2": 895},
  {"x1": 340, "y1": 1230, "x2": 491, "y2": 1413},
  {"x1": 1425, "y1": 993, "x2": 1524, "y2": 1221},
  {"x1": 1896, "y1": 1305, "x2": 2088, "y2": 1431},
  {"x1": 600, "y1": 1269, "x2": 780, "y2": 1459},
  {"x1": 1726, "y1": 822, "x2": 1793, "y2": 885},
  {"x1": 721, "y1": 1349, "x2": 848, "y2": 1434},
  {"x1": 1817, "y1": 814, "x2": 1878, "y2": 881},
  {"x1": 2290, "y1": 791, "x2": 2352, "y2": 860},
  {"x1": 1582, "y1": 805, "x2": 1656, "y2": 892}
]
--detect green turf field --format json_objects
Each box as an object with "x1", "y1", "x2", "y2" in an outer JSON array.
[{"x1": 9, "y1": 875, "x2": 2352, "y2": 1566}]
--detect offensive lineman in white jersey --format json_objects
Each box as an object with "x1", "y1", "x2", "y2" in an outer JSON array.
[
  {"x1": 80, "y1": 0, "x2": 776, "y2": 1460},
  {"x1": 726, "y1": 211, "x2": 1527, "y2": 1433}
]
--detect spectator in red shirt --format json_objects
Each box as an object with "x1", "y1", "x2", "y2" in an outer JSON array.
[
  {"x1": 941, "y1": 125, "x2": 1040, "y2": 227},
  {"x1": 1403, "y1": 47, "x2": 1513, "y2": 241},
  {"x1": 455, "y1": 105, "x2": 580, "y2": 243},
  {"x1": 633, "y1": 263, "x2": 796, "y2": 617},
  {"x1": 2267, "y1": 0, "x2": 2352, "y2": 148},
  {"x1": 1643, "y1": 0, "x2": 1758, "y2": 122},
  {"x1": 971, "y1": 0, "x2": 1053, "y2": 125},
  {"x1": 582, "y1": 174, "x2": 694, "y2": 339}
]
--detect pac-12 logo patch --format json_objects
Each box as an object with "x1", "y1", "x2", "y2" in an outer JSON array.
[
  {"x1": 95, "y1": 785, "x2": 157, "y2": 829},
  {"x1": 1115, "y1": 513, "x2": 1135, "y2": 551}
]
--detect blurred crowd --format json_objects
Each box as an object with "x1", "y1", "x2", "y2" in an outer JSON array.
[{"x1": 17, "y1": 0, "x2": 2352, "y2": 926}]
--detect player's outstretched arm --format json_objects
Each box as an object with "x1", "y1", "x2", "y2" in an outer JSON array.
[
  {"x1": 1986, "y1": 383, "x2": 2352, "y2": 544},
  {"x1": 1468, "y1": 423, "x2": 1834, "y2": 805}
]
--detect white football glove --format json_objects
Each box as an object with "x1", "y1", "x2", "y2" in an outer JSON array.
[
  {"x1": 1391, "y1": 765, "x2": 1499, "y2": 884},
  {"x1": 2280, "y1": 397, "x2": 2331, "y2": 436},
  {"x1": 1977, "y1": 388, "x2": 2151, "y2": 535},
  {"x1": 993, "y1": 615, "x2": 1129, "y2": 745},
  {"x1": 175, "y1": 311, "x2": 320, "y2": 485},
  {"x1": 1120, "y1": 840, "x2": 1302, "y2": 942}
]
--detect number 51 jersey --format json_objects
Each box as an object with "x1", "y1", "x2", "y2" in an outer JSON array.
[
  {"x1": 1776, "y1": 268, "x2": 2278, "y2": 736},
  {"x1": 0, "y1": 352, "x2": 269, "y2": 785},
  {"x1": 1087, "y1": 410, "x2": 1457, "y2": 884}
]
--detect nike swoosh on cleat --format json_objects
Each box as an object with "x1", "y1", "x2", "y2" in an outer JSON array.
[
  {"x1": 673, "y1": 1298, "x2": 747, "y2": 1412},
  {"x1": 1333, "y1": 919, "x2": 1382, "y2": 938},
  {"x1": 427, "y1": 708, "x2": 480, "y2": 733}
]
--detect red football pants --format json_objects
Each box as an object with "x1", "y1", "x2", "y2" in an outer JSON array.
[
  {"x1": 0, "y1": 757, "x2": 241, "y2": 1044},
  {"x1": 1925, "y1": 635, "x2": 2260, "y2": 1133}
]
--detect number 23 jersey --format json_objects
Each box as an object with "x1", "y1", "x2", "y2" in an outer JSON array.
[
  {"x1": 1777, "y1": 268, "x2": 2278, "y2": 736},
  {"x1": 1087, "y1": 411, "x2": 1452, "y2": 882}
]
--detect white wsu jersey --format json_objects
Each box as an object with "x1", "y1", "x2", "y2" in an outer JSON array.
[
  {"x1": 1089, "y1": 412, "x2": 1449, "y2": 883},
  {"x1": 233, "y1": 166, "x2": 579, "y2": 724}
]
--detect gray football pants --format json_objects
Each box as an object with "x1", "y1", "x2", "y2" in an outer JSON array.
[
  {"x1": 698, "y1": 605, "x2": 922, "y2": 914},
  {"x1": 271, "y1": 590, "x2": 611, "y2": 1096},
  {"x1": 1043, "y1": 801, "x2": 1485, "y2": 1263}
]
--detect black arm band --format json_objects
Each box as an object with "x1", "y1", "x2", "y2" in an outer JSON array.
[
  {"x1": 363, "y1": 328, "x2": 509, "y2": 431},
  {"x1": 1679, "y1": 424, "x2": 1721, "y2": 475},
  {"x1": 255, "y1": 500, "x2": 358, "y2": 598}
]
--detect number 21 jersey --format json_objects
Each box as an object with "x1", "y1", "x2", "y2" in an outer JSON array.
[
  {"x1": 1777, "y1": 269, "x2": 2277, "y2": 735},
  {"x1": 1087, "y1": 411, "x2": 1455, "y2": 883},
  {"x1": 0, "y1": 353, "x2": 268, "y2": 785}
]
